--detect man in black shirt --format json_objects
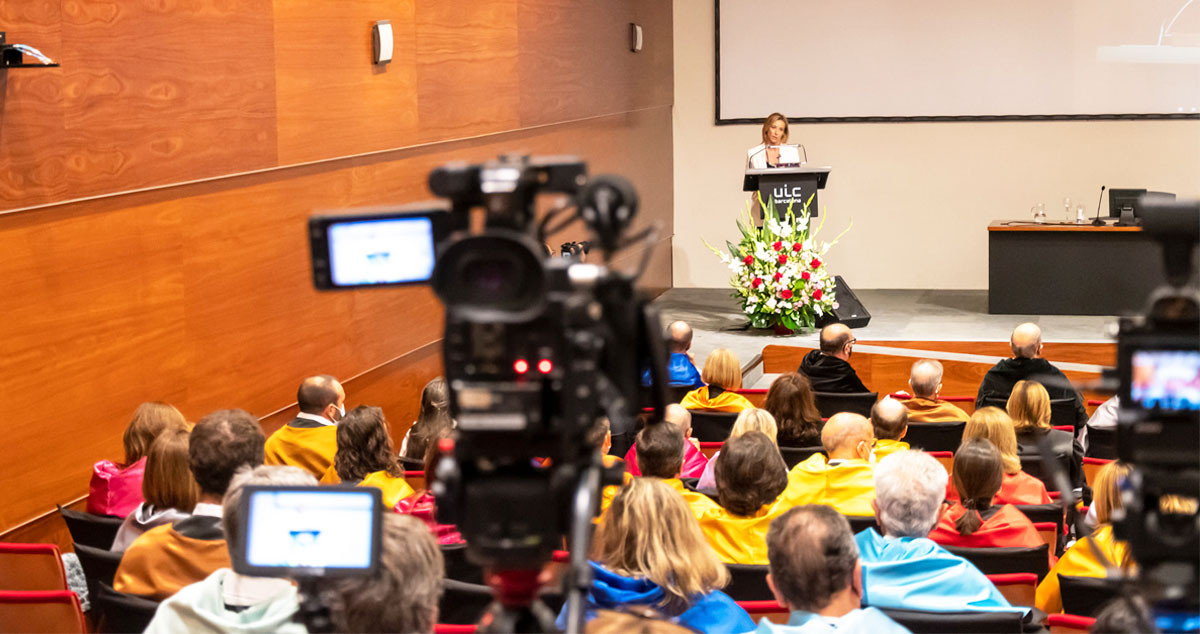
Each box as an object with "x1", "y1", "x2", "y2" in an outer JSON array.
[
  {"x1": 975, "y1": 323, "x2": 1088, "y2": 428},
  {"x1": 798, "y1": 324, "x2": 870, "y2": 393}
]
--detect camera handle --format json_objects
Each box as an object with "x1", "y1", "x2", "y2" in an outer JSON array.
[{"x1": 563, "y1": 462, "x2": 602, "y2": 633}]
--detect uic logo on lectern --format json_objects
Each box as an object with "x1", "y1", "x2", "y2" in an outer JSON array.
[{"x1": 772, "y1": 184, "x2": 806, "y2": 202}]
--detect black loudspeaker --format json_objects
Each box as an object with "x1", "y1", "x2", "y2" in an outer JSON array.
[{"x1": 816, "y1": 276, "x2": 871, "y2": 329}]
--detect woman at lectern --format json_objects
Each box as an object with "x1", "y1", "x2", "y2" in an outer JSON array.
[{"x1": 746, "y1": 112, "x2": 800, "y2": 169}]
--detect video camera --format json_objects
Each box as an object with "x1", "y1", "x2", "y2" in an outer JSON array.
[{"x1": 307, "y1": 154, "x2": 671, "y2": 633}]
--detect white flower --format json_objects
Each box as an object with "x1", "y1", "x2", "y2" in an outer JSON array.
[{"x1": 766, "y1": 298, "x2": 777, "y2": 310}]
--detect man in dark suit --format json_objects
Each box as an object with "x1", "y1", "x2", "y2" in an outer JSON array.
[
  {"x1": 798, "y1": 323, "x2": 869, "y2": 393},
  {"x1": 975, "y1": 323, "x2": 1087, "y2": 428}
]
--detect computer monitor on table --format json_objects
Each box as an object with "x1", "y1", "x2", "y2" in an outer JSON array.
[{"x1": 1109, "y1": 189, "x2": 1176, "y2": 226}]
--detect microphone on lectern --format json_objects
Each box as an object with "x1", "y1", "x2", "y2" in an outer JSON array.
[{"x1": 1091, "y1": 185, "x2": 1107, "y2": 227}]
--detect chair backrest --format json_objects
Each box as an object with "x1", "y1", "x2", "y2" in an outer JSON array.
[
  {"x1": 638, "y1": 385, "x2": 693, "y2": 409},
  {"x1": 439, "y1": 578, "x2": 494, "y2": 625},
  {"x1": 1084, "y1": 427, "x2": 1117, "y2": 460},
  {"x1": 689, "y1": 410, "x2": 739, "y2": 442},
  {"x1": 813, "y1": 392, "x2": 878, "y2": 418},
  {"x1": 903, "y1": 421, "x2": 966, "y2": 453},
  {"x1": 404, "y1": 470, "x2": 427, "y2": 494},
  {"x1": 724, "y1": 564, "x2": 773, "y2": 601},
  {"x1": 398, "y1": 455, "x2": 425, "y2": 470},
  {"x1": 1081, "y1": 457, "x2": 1113, "y2": 490},
  {"x1": 778, "y1": 446, "x2": 824, "y2": 469},
  {"x1": 944, "y1": 544, "x2": 1050, "y2": 581},
  {"x1": 844, "y1": 515, "x2": 878, "y2": 535},
  {"x1": 441, "y1": 544, "x2": 484, "y2": 585},
  {"x1": 1045, "y1": 613, "x2": 1096, "y2": 634},
  {"x1": 1014, "y1": 502, "x2": 1066, "y2": 556},
  {"x1": 0, "y1": 544, "x2": 67, "y2": 592},
  {"x1": 986, "y1": 573, "x2": 1038, "y2": 608},
  {"x1": 72, "y1": 543, "x2": 123, "y2": 600},
  {"x1": 0, "y1": 590, "x2": 86, "y2": 633},
  {"x1": 878, "y1": 607, "x2": 1023, "y2": 634},
  {"x1": 1058, "y1": 574, "x2": 1121, "y2": 617},
  {"x1": 58, "y1": 506, "x2": 124, "y2": 550},
  {"x1": 1048, "y1": 398, "x2": 1080, "y2": 430},
  {"x1": 980, "y1": 396, "x2": 1009, "y2": 410},
  {"x1": 94, "y1": 581, "x2": 160, "y2": 634}
]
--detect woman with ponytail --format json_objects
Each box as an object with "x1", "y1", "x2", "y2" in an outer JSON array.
[{"x1": 928, "y1": 439, "x2": 1046, "y2": 561}]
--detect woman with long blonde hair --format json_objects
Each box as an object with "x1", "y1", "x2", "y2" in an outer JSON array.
[
  {"x1": 562, "y1": 478, "x2": 754, "y2": 632},
  {"x1": 680, "y1": 349, "x2": 755, "y2": 413},
  {"x1": 949, "y1": 407, "x2": 1051, "y2": 505},
  {"x1": 1007, "y1": 380, "x2": 1081, "y2": 489}
]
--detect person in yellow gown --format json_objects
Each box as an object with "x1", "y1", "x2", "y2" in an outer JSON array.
[
  {"x1": 784, "y1": 413, "x2": 876, "y2": 517},
  {"x1": 681, "y1": 348, "x2": 755, "y2": 413},
  {"x1": 319, "y1": 405, "x2": 413, "y2": 508},
  {"x1": 633, "y1": 421, "x2": 719, "y2": 521},
  {"x1": 1036, "y1": 461, "x2": 1135, "y2": 614},
  {"x1": 870, "y1": 397, "x2": 910, "y2": 460},
  {"x1": 264, "y1": 375, "x2": 343, "y2": 479},
  {"x1": 697, "y1": 431, "x2": 790, "y2": 564}
]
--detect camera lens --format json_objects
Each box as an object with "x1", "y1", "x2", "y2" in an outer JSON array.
[
  {"x1": 463, "y1": 259, "x2": 514, "y2": 294},
  {"x1": 433, "y1": 232, "x2": 547, "y2": 322}
]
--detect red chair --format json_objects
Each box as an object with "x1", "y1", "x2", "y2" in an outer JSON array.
[
  {"x1": 987, "y1": 573, "x2": 1038, "y2": 607},
  {"x1": 699, "y1": 441, "x2": 723, "y2": 459},
  {"x1": 1082, "y1": 457, "x2": 1113, "y2": 489},
  {"x1": 0, "y1": 544, "x2": 67, "y2": 592},
  {"x1": 737, "y1": 600, "x2": 789, "y2": 624},
  {"x1": 1051, "y1": 425, "x2": 1073, "y2": 433},
  {"x1": 928, "y1": 450, "x2": 954, "y2": 474},
  {"x1": 1046, "y1": 613, "x2": 1095, "y2": 634},
  {"x1": 404, "y1": 470, "x2": 427, "y2": 493},
  {"x1": 434, "y1": 625, "x2": 478, "y2": 634},
  {"x1": 0, "y1": 590, "x2": 85, "y2": 633},
  {"x1": 1033, "y1": 522, "x2": 1058, "y2": 554}
]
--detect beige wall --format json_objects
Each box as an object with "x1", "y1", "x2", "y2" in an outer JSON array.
[{"x1": 672, "y1": 1, "x2": 1200, "y2": 290}]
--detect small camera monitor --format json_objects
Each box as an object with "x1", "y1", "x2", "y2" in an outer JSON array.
[
  {"x1": 1128, "y1": 348, "x2": 1200, "y2": 413},
  {"x1": 233, "y1": 485, "x2": 383, "y2": 578},
  {"x1": 309, "y1": 205, "x2": 450, "y2": 290}
]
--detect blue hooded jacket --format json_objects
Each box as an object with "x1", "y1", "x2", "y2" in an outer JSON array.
[{"x1": 556, "y1": 561, "x2": 755, "y2": 633}]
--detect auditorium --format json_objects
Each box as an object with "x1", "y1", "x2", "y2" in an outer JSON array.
[{"x1": 0, "y1": 1, "x2": 1197, "y2": 632}]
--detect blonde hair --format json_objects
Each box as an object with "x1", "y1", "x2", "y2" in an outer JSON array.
[
  {"x1": 1006, "y1": 380, "x2": 1051, "y2": 431},
  {"x1": 123, "y1": 402, "x2": 187, "y2": 465},
  {"x1": 595, "y1": 478, "x2": 729, "y2": 608},
  {"x1": 963, "y1": 407, "x2": 1022, "y2": 475},
  {"x1": 142, "y1": 427, "x2": 199, "y2": 512},
  {"x1": 761, "y1": 113, "x2": 790, "y2": 145},
  {"x1": 1090, "y1": 461, "x2": 1135, "y2": 569},
  {"x1": 701, "y1": 349, "x2": 743, "y2": 391},
  {"x1": 731, "y1": 409, "x2": 778, "y2": 445}
]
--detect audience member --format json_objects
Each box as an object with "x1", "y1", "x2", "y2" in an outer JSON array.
[
  {"x1": 264, "y1": 375, "x2": 344, "y2": 478},
  {"x1": 975, "y1": 323, "x2": 1087, "y2": 429},
  {"x1": 115, "y1": 409, "x2": 265, "y2": 600},
  {"x1": 697, "y1": 407, "x2": 777, "y2": 489},
  {"x1": 1007, "y1": 379, "x2": 1083, "y2": 488},
  {"x1": 797, "y1": 324, "x2": 869, "y2": 393},
  {"x1": 642, "y1": 321, "x2": 704, "y2": 388},
  {"x1": 698, "y1": 431, "x2": 789, "y2": 564},
  {"x1": 586, "y1": 609, "x2": 695, "y2": 634},
  {"x1": 144, "y1": 465, "x2": 316, "y2": 633},
  {"x1": 624, "y1": 404, "x2": 708, "y2": 478},
  {"x1": 681, "y1": 348, "x2": 755, "y2": 412},
  {"x1": 764, "y1": 372, "x2": 825, "y2": 448},
  {"x1": 633, "y1": 421, "x2": 719, "y2": 521},
  {"x1": 593, "y1": 418, "x2": 631, "y2": 513},
  {"x1": 1081, "y1": 395, "x2": 1118, "y2": 455},
  {"x1": 112, "y1": 427, "x2": 198, "y2": 551},
  {"x1": 785, "y1": 413, "x2": 876, "y2": 517},
  {"x1": 322, "y1": 405, "x2": 414, "y2": 507},
  {"x1": 1091, "y1": 595, "x2": 1158, "y2": 634},
  {"x1": 1036, "y1": 462, "x2": 1135, "y2": 614},
  {"x1": 395, "y1": 432, "x2": 462, "y2": 544},
  {"x1": 869, "y1": 397, "x2": 909, "y2": 460},
  {"x1": 401, "y1": 377, "x2": 451, "y2": 461},
  {"x1": 949, "y1": 407, "x2": 1051, "y2": 505},
  {"x1": 88, "y1": 401, "x2": 186, "y2": 517},
  {"x1": 899, "y1": 359, "x2": 969, "y2": 422},
  {"x1": 856, "y1": 451, "x2": 1022, "y2": 614},
  {"x1": 927, "y1": 439, "x2": 1045, "y2": 558},
  {"x1": 562, "y1": 477, "x2": 754, "y2": 632},
  {"x1": 756, "y1": 505, "x2": 907, "y2": 633}
]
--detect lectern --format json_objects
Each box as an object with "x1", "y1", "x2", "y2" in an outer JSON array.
[{"x1": 743, "y1": 166, "x2": 832, "y2": 220}]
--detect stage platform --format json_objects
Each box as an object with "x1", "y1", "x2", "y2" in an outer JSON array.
[{"x1": 653, "y1": 288, "x2": 1117, "y2": 390}]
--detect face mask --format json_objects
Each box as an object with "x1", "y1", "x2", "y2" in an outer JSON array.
[{"x1": 333, "y1": 403, "x2": 346, "y2": 421}]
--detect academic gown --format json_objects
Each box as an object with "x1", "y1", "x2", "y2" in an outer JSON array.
[
  {"x1": 697, "y1": 495, "x2": 790, "y2": 565},
  {"x1": 114, "y1": 515, "x2": 231, "y2": 601},
  {"x1": 855, "y1": 528, "x2": 1025, "y2": 615},
  {"x1": 946, "y1": 470, "x2": 1052, "y2": 506},
  {"x1": 680, "y1": 385, "x2": 755, "y2": 413},
  {"x1": 1035, "y1": 525, "x2": 1131, "y2": 614},
  {"x1": 662, "y1": 478, "x2": 722, "y2": 522},
  {"x1": 798, "y1": 350, "x2": 869, "y2": 393},
  {"x1": 928, "y1": 504, "x2": 1052, "y2": 568},
  {"x1": 642, "y1": 352, "x2": 705, "y2": 388},
  {"x1": 263, "y1": 419, "x2": 338, "y2": 480},
  {"x1": 624, "y1": 439, "x2": 710, "y2": 479},
  {"x1": 784, "y1": 454, "x2": 875, "y2": 518},
  {"x1": 874, "y1": 439, "x2": 910, "y2": 460},
  {"x1": 900, "y1": 397, "x2": 970, "y2": 423}
]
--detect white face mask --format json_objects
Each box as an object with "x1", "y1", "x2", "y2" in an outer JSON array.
[{"x1": 332, "y1": 403, "x2": 346, "y2": 421}]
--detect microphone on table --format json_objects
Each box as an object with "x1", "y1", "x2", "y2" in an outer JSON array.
[
  {"x1": 748, "y1": 146, "x2": 768, "y2": 168},
  {"x1": 797, "y1": 144, "x2": 809, "y2": 164},
  {"x1": 1091, "y1": 185, "x2": 1107, "y2": 226}
]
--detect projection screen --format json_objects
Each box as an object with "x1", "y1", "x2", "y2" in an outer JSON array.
[{"x1": 716, "y1": 0, "x2": 1200, "y2": 123}]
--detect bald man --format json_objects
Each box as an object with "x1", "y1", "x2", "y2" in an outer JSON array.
[
  {"x1": 975, "y1": 324, "x2": 1088, "y2": 430},
  {"x1": 783, "y1": 413, "x2": 877, "y2": 516},
  {"x1": 900, "y1": 359, "x2": 970, "y2": 422},
  {"x1": 798, "y1": 323, "x2": 870, "y2": 393},
  {"x1": 264, "y1": 375, "x2": 345, "y2": 478},
  {"x1": 623, "y1": 404, "x2": 709, "y2": 479},
  {"x1": 870, "y1": 397, "x2": 911, "y2": 460},
  {"x1": 642, "y1": 320, "x2": 704, "y2": 388}
]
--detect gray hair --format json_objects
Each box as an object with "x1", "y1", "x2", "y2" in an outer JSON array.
[
  {"x1": 873, "y1": 451, "x2": 947, "y2": 537},
  {"x1": 909, "y1": 359, "x2": 944, "y2": 399},
  {"x1": 222, "y1": 465, "x2": 318, "y2": 550}
]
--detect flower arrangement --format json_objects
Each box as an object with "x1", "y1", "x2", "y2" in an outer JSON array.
[{"x1": 707, "y1": 196, "x2": 850, "y2": 332}]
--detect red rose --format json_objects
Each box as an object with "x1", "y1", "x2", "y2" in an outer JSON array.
[
  {"x1": 752, "y1": 277, "x2": 762, "y2": 288},
  {"x1": 781, "y1": 289, "x2": 793, "y2": 300},
  {"x1": 777, "y1": 254, "x2": 788, "y2": 264},
  {"x1": 810, "y1": 257, "x2": 822, "y2": 269},
  {"x1": 773, "y1": 272, "x2": 783, "y2": 281},
  {"x1": 801, "y1": 271, "x2": 811, "y2": 281},
  {"x1": 792, "y1": 242, "x2": 802, "y2": 252},
  {"x1": 742, "y1": 255, "x2": 753, "y2": 265},
  {"x1": 772, "y1": 241, "x2": 782, "y2": 252},
  {"x1": 813, "y1": 289, "x2": 823, "y2": 300}
]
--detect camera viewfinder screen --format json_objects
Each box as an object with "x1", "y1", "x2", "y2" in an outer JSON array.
[
  {"x1": 1130, "y1": 349, "x2": 1200, "y2": 412},
  {"x1": 245, "y1": 489, "x2": 377, "y2": 570},
  {"x1": 328, "y1": 217, "x2": 436, "y2": 286}
]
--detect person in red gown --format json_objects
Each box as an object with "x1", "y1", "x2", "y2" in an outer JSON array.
[{"x1": 946, "y1": 407, "x2": 1052, "y2": 505}]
